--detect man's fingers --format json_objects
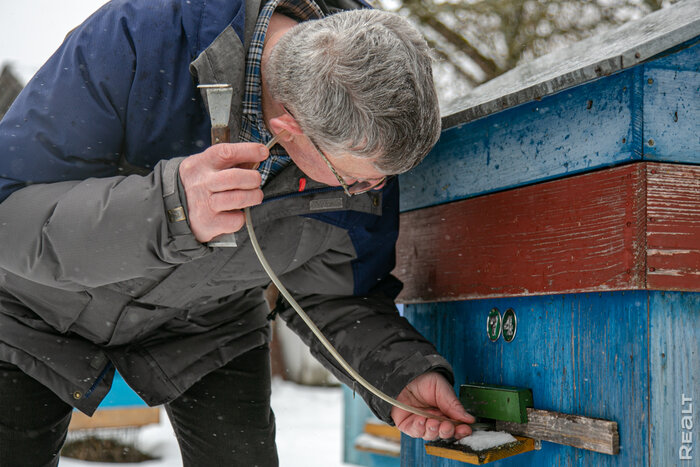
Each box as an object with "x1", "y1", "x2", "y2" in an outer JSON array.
[
  {"x1": 454, "y1": 423, "x2": 472, "y2": 440},
  {"x1": 394, "y1": 409, "x2": 473, "y2": 442},
  {"x1": 208, "y1": 168, "x2": 262, "y2": 193},
  {"x1": 423, "y1": 418, "x2": 441, "y2": 441},
  {"x1": 209, "y1": 188, "x2": 264, "y2": 212},
  {"x1": 205, "y1": 143, "x2": 269, "y2": 169},
  {"x1": 392, "y1": 372, "x2": 477, "y2": 441},
  {"x1": 211, "y1": 210, "x2": 247, "y2": 238},
  {"x1": 178, "y1": 142, "x2": 271, "y2": 243},
  {"x1": 438, "y1": 420, "x2": 457, "y2": 439},
  {"x1": 397, "y1": 415, "x2": 428, "y2": 440},
  {"x1": 434, "y1": 377, "x2": 476, "y2": 425},
  {"x1": 441, "y1": 398, "x2": 476, "y2": 425}
]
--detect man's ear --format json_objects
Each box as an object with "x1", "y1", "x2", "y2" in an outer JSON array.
[{"x1": 269, "y1": 113, "x2": 303, "y2": 143}]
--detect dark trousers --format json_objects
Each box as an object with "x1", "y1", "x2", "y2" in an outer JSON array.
[{"x1": 0, "y1": 345, "x2": 278, "y2": 467}]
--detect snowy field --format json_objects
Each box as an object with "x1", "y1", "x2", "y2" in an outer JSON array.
[{"x1": 60, "y1": 378, "x2": 355, "y2": 467}]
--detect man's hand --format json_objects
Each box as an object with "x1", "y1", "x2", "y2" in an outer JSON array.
[
  {"x1": 179, "y1": 143, "x2": 269, "y2": 242},
  {"x1": 391, "y1": 372, "x2": 475, "y2": 441}
]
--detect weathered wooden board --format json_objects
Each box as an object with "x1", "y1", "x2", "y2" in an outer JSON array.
[
  {"x1": 424, "y1": 436, "x2": 535, "y2": 465},
  {"x1": 68, "y1": 407, "x2": 160, "y2": 431},
  {"x1": 496, "y1": 409, "x2": 619, "y2": 455},
  {"x1": 364, "y1": 421, "x2": 402, "y2": 442},
  {"x1": 355, "y1": 434, "x2": 401, "y2": 458},
  {"x1": 399, "y1": 70, "x2": 638, "y2": 212},
  {"x1": 439, "y1": 3, "x2": 700, "y2": 130},
  {"x1": 646, "y1": 165, "x2": 700, "y2": 290},
  {"x1": 394, "y1": 162, "x2": 699, "y2": 303},
  {"x1": 648, "y1": 292, "x2": 700, "y2": 466},
  {"x1": 395, "y1": 164, "x2": 647, "y2": 303},
  {"x1": 401, "y1": 291, "x2": 652, "y2": 466},
  {"x1": 399, "y1": 41, "x2": 698, "y2": 214},
  {"x1": 643, "y1": 42, "x2": 700, "y2": 164},
  {"x1": 400, "y1": 291, "x2": 698, "y2": 466}
]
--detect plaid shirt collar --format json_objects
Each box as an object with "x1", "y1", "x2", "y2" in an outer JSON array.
[{"x1": 240, "y1": 0, "x2": 324, "y2": 185}]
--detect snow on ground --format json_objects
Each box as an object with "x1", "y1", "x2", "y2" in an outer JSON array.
[{"x1": 60, "y1": 378, "x2": 356, "y2": 467}]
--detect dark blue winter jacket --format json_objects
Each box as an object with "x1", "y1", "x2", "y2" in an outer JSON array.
[{"x1": 0, "y1": 0, "x2": 452, "y2": 420}]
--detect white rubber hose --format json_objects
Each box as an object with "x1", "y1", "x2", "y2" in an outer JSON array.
[{"x1": 244, "y1": 139, "x2": 459, "y2": 423}]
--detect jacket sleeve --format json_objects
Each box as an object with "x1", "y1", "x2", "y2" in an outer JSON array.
[
  {"x1": 274, "y1": 180, "x2": 454, "y2": 423},
  {"x1": 0, "y1": 3, "x2": 208, "y2": 291},
  {"x1": 276, "y1": 285, "x2": 454, "y2": 424},
  {"x1": 0, "y1": 2, "x2": 136, "y2": 202}
]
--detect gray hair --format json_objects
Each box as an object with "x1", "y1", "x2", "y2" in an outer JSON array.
[{"x1": 264, "y1": 9, "x2": 441, "y2": 174}]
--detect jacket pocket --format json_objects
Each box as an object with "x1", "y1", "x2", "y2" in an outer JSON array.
[
  {"x1": 0, "y1": 272, "x2": 92, "y2": 333},
  {"x1": 107, "y1": 302, "x2": 185, "y2": 346}
]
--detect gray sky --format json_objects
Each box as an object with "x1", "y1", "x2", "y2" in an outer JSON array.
[{"x1": 0, "y1": 1, "x2": 108, "y2": 83}]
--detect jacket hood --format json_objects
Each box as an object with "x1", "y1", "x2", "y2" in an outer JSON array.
[{"x1": 180, "y1": 0, "x2": 248, "y2": 59}]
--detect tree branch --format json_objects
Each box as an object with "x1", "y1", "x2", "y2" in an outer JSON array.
[{"x1": 404, "y1": 0, "x2": 501, "y2": 78}]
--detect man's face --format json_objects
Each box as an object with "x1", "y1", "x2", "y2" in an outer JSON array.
[{"x1": 280, "y1": 135, "x2": 387, "y2": 192}]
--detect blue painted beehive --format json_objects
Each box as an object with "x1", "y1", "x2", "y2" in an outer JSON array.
[{"x1": 391, "y1": 2, "x2": 699, "y2": 465}]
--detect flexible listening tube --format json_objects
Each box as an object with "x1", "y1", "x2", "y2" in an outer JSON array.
[
  {"x1": 244, "y1": 134, "x2": 461, "y2": 424},
  {"x1": 244, "y1": 206, "x2": 460, "y2": 423}
]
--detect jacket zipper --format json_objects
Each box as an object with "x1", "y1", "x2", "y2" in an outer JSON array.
[
  {"x1": 84, "y1": 361, "x2": 114, "y2": 399},
  {"x1": 261, "y1": 185, "x2": 344, "y2": 205}
]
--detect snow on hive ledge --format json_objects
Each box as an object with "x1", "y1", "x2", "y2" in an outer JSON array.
[{"x1": 456, "y1": 430, "x2": 518, "y2": 451}]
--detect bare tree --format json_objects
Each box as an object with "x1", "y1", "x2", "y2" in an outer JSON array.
[
  {"x1": 373, "y1": 0, "x2": 675, "y2": 103},
  {"x1": 0, "y1": 65, "x2": 24, "y2": 121}
]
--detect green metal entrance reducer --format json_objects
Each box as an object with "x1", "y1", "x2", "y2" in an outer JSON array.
[
  {"x1": 425, "y1": 383, "x2": 619, "y2": 465},
  {"x1": 460, "y1": 383, "x2": 534, "y2": 424}
]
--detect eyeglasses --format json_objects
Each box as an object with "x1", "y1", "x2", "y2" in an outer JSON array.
[
  {"x1": 280, "y1": 106, "x2": 388, "y2": 197},
  {"x1": 310, "y1": 135, "x2": 388, "y2": 196}
]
